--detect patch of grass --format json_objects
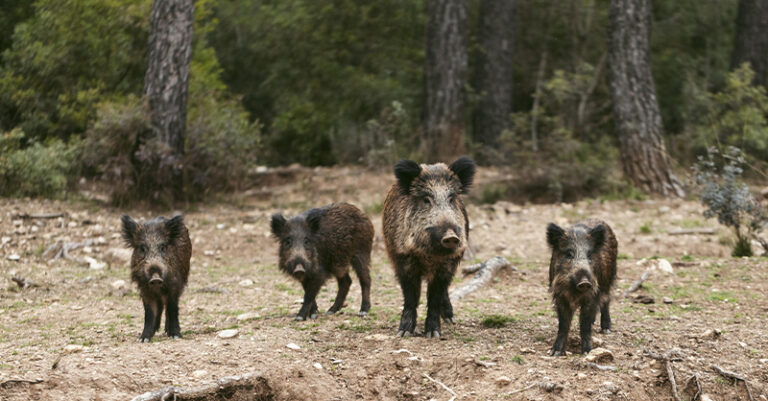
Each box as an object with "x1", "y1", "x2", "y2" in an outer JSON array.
[
  {"x1": 708, "y1": 290, "x2": 736, "y2": 303},
  {"x1": 477, "y1": 183, "x2": 509, "y2": 205},
  {"x1": 617, "y1": 253, "x2": 630, "y2": 260},
  {"x1": 510, "y1": 355, "x2": 524, "y2": 365},
  {"x1": 680, "y1": 254, "x2": 695, "y2": 262},
  {"x1": 481, "y1": 314, "x2": 517, "y2": 328},
  {"x1": 364, "y1": 201, "x2": 383, "y2": 215},
  {"x1": 639, "y1": 222, "x2": 653, "y2": 234}
]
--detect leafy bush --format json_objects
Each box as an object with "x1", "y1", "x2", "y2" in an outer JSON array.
[
  {"x1": 0, "y1": 128, "x2": 79, "y2": 197},
  {"x1": 692, "y1": 146, "x2": 765, "y2": 257}
]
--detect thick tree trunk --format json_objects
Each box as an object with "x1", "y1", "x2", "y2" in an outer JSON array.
[
  {"x1": 731, "y1": 0, "x2": 768, "y2": 87},
  {"x1": 142, "y1": 0, "x2": 194, "y2": 199},
  {"x1": 473, "y1": 0, "x2": 514, "y2": 164},
  {"x1": 608, "y1": 0, "x2": 684, "y2": 198},
  {"x1": 422, "y1": 0, "x2": 468, "y2": 163}
]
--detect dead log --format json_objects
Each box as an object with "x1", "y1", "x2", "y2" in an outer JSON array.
[
  {"x1": 43, "y1": 240, "x2": 94, "y2": 263},
  {"x1": 0, "y1": 378, "x2": 44, "y2": 388},
  {"x1": 711, "y1": 365, "x2": 755, "y2": 401},
  {"x1": 130, "y1": 373, "x2": 271, "y2": 401},
  {"x1": 644, "y1": 349, "x2": 685, "y2": 401},
  {"x1": 12, "y1": 212, "x2": 65, "y2": 220},
  {"x1": 11, "y1": 276, "x2": 38, "y2": 289},
  {"x1": 585, "y1": 362, "x2": 618, "y2": 371},
  {"x1": 450, "y1": 256, "x2": 514, "y2": 302},
  {"x1": 622, "y1": 268, "x2": 652, "y2": 298},
  {"x1": 668, "y1": 228, "x2": 716, "y2": 236}
]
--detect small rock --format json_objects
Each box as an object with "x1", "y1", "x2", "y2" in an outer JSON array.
[
  {"x1": 236, "y1": 312, "x2": 260, "y2": 321},
  {"x1": 658, "y1": 206, "x2": 670, "y2": 214},
  {"x1": 739, "y1": 341, "x2": 748, "y2": 348},
  {"x1": 585, "y1": 347, "x2": 614, "y2": 363},
  {"x1": 286, "y1": 343, "x2": 301, "y2": 350},
  {"x1": 702, "y1": 329, "x2": 721, "y2": 340},
  {"x1": 203, "y1": 250, "x2": 215, "y2": 256},
  {"x1": 218, "y1": 329, "x2": 239, "y2": 339},
  {"x1": 313, "y1": 363, "x2": 323, "y2": 370},
  {"x1": 632, "y1": 294, "x2": 655, "y2": 304},
  {"x1": 759, "y1": 358, "x2": 768, "y2": 364},
  {"x1": 1, "y1": 236, "x2": 11, "y2": 245},
  {"x1": 192, "y1": 370, "x2": 208, "y2": 378},
  {"x1": 519, "y1": 347, "x2": 536, "y2": 354},
  {"x1": 656, "y1": 259, "x2": 673, "y2": 274},
  {"x1": 111, "y1": 280, "x2": 127, "y2": 289},
  {"x1": 662, "y1": 297, "x2": 674, "y2": 304},
  {"x1": 83, "y1": 256, "x2": 106, "y2": 270},
  {"x1": 700, "y1": 395, "x2": 715, "y2": 401},
  {"x1": 602, "y1": 381, "x2": 619, "y2": 394},
  {"x1": 495, "y1": 376, "x2": 512, "y2": 386},
  {"x1": 64, "y1": 344, "x2": 84, "y2": 354},
  {"x1": 216, "y1": 224, "x2": 226, "y2": 230},
  {"x1": 592, "y1": 337, "x2": 604, "y2": 347},
  {"x1": 7, "y1": 254, "x2": 20, "y2": 261},
  {"x1": 239, "y1": 279, "x2": 254, "y2": 287}
]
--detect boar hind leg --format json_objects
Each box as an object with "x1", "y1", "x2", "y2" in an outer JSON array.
[
  {"x1": 327, "y1": 273, "x2": 352, "y2": 314},
  {"x1": 440, "y1": 288, "x2": 454, "y2": 324},
  {"x1": 140, "y1": 298, "x2": 161, "y2": 343},
  {"x1": 599, "y1": 299, "x2": 612, "y2": 334},
  {"x1": 579, "y1": 302, "x2": 598, "y2": 354},
  {"x1": 165, "y1": 297, "x2": 182, "y2": 339},
  {"x1": 549, "y1": 300, "x2": 573, "y2": 356},
  {"x1": 425, "y1": 276, "x2": 450, "y2": 338},
  {"x1": 351, "y1": 255, "x2": 372, "y2": 316},
  {"x1": 396, "y1": 272, "x2": 421, "y2": 337},
  {"x1": 297, "y1": 280, "x2": 322, "y2": 321}
]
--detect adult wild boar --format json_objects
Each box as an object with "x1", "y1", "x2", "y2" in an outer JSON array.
[
  {"x1": 382, "y1": 157, "x2": 475, "y2": 338},
  {"x1": 546, "y1": 219, "x2": 617, "y2": 356},
  {"x1": 121, "y1": 215, "x2": 191, "y2": 342}
]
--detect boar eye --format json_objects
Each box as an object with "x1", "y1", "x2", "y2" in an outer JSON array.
[
  {"x1": 303, "y1": 237, "x2": 311, "y2": 246},
  {"x1": 422, "y1": 196, "x2": 432, "y2": 205},
  {"x1": 564, "y1": 249, "x2": 575, "y2": 259},
  {"x1": 137, "y1": 244, "x2": 148, "y2": 255},
  {"x1": 159, "y1": 243, "x2": 167, "y2": 252},
  {"x1": 284, "y1": 238, "x2": 292, "y2": 247}
]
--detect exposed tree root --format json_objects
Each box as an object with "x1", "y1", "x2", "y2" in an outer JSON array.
[
  {"x1": 130, "y1": 373, "x2": 272, "y2": 401},
  {"x1": 450, "y1": 256, "x2": 514, "y2": 302},
  {"x1": 711, "y1": 365, "x2": 755, "y2": 401}
]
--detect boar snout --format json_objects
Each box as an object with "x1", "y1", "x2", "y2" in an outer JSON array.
[
  {"x1": 293, "y1": 263, "x2": 306, "y2": 280},
  {"x1": 571, "y1": 269, "x2": 594, "y2": 292},
  {"x1": 576, "y1": 278, "x2": 592, "y2": 291},
  {"x1": 441, "y1": 229, "x2": 460, "y2": 249},
  {"x1": 147, "y1": 265, "x2": 164, "y2": 287}
]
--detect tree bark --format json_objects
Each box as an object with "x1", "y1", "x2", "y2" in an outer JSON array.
[
  {"x1": 422, "y1": 0, "x2": 468, "y2": 163},
  {"x1": 142, "y1": 0, "x2": 194, "y2": 199},
  {"x1": 473, "y1": 0, "x2": 514, "y2": 164},
  {"x1": 731, "y1": 0, "x2": 768, "y2": 87},
  {"x1": 608, "y1": 0, "x2": 684, "y2": 198}
]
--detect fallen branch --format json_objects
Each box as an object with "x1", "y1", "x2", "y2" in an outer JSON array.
[
  {"x1": 423, "y1": 373, "x2": 456, "y2": 401},
  {"x1": 11, "y1": 276, "x2": 38, "y2": 289},
  {"x1": 644, "y1": 350, "x2": 685, "y2": 401},
  {"x1": 586, "y1": 362, "x2": 618, "y2": 371},
  {"x1": 666, "y1": 357, "x2": 681, "y2": 401},
  {"x1": 683, "y1": 375, "x2": 702, "y2": 401},
  {"x1": 451, "y1": 256, "x2": 514, "y2": 302},
  {"x1": 473, "y1": 359, "x2": 497, "y2": 368},
  {"x1": 668, "y1": 228, "x2": 716, "y2": 236},
  {"x1": 130, "y1": 373, "x2": 270, "y2": 401},
  {"x1": 43, "y1": 240, "x2": 94, "y2": 263},
  {"x1": 0, "y1": 378, "x2": 44, "y2": 388},
  {"x1": 711, "y1": 365, "x2": 755, "y2": 401},
  {"x1": 622, "y1": 269, "x2": 653, "y2": 298},
  {"x1": 13, "y1": 212, "x2": 65, "y2": 220}
]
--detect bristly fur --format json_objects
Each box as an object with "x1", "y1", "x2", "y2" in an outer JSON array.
[
  {"x1": 270, "y1": 214, "x2": 287, "y2": 237},
  {"x1": 546, "y1": 223, "x2": 565, "y2": 249},
  {"x1": 164, "y1": 215, "x2": 185, "y2": 245},
  {"x1": 449, "y1": 156, "x2": 476, "y2": 193},
  {"x1": 121, "y1": 215, "x2": 138, "y2": 248},
  {"x1": 305, "y1": 207, "x2": 329, "y2": 233},
  {"x1": 394, "y1": 159, "x2": 422, "y2": 195}
]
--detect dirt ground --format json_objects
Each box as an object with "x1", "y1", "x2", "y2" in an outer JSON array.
[{"x1": 1, "y1": 166, "x2": 767, "y2": 401}]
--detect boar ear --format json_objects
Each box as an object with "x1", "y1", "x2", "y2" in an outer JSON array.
[
  {"x1": 449, "y1": 156, "x2": 476, "y2": 193},
  {"x1": 394, "y1": 159, "x2": 421, "y2": 194},
  {"x1": 590, "y1": 224, "x2": 606, "y2": 250},
  {"x1": 306, "y1": 208, "x2": 327, "y2": 233},
  {"x1": 546, "y1": 223, "x2": 565, "y2": 249},
  {"x1": 165, "y1": 215, "x2": 185, "y2": 244},
  {"x1": 121, "y1": 215, "x2": 138, "y2": 248},
  {"x1": 271, "y1": 214, "x2": 286, "y2": 238}
]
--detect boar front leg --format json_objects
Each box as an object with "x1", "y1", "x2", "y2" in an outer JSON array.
[
  {"x1": 297, "y1": 280, "x2": 322, "y2": 321},
  {"x1": 549, "y1": 299, "x2": 573, "y2": 356},
  {"x1": 140, "y1": 297, "x2": 160, "y2": 343},
  {"x1": 425, "y1": 273, "x2": 451, "y2": 338},
  {"x1": 396, "y1": 267, "x2": 421, "y2": 337},
  {"x1": 165, "y1": 296, "x2": 182, "y2": 339}
]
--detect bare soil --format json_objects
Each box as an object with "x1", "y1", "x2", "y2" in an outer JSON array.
[{"x1": 1, "y1": 166, "x2": 767, "y2": 400}]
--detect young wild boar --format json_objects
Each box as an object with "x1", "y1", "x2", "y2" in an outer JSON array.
[
  {"x1": 546, "y1": 219, "x2": 617, "y2": 356},
  {"x1": 271, "y1": 203, "x2": 373, "y2": 321},
  {"x1": 121, "y1": 215, "x2": 191, "y2": 342},
  {"x1": 382, "y1": 157, "x2": 475, "y2": 338}
]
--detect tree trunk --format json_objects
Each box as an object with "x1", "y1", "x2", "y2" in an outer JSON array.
[
  {"x1": 608, "y1": 0, "x2": 684, "y2": 198},
  {"x1": 141, "y1": 0, "x2": 194, "y2": 200},
  {"x1": 422, "y1": 0, "x2": 468, "y2": 163},
  {"x1": 731, "y1": 0, "x2": 768, "y2": 87},
  {"x1": 473, "y1": 0, "x2": 514, "y2": 164}
]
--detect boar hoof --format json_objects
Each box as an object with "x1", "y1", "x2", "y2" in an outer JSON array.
[
  {"x1": 599, "y1": 328, "x2": 611, "y2": 334},
  {"x1": 326, "y1": 310, "x2": 337, "y2": 315},
  {"x1": 443, "y1": 317, "x2": 455, "y2": 324},
  {"x1": 309, "y1": 313, "x2": 318, "y2": 319},
  {"x1": 294, "y1": 315, "x2": 306, "y2": 321},
  {"x1": 425, "y1": 330, "x2": 440, "y2": 339},
  {"x1": 549, "y1": 348, "x2": 565, "y2": 357},
  {"x1": 358, "y1": 311, "x2": 368, "y2": 318},
  {"x1": 396, "y1": 330, "x2": 413, "y2": 338},
  {"x1": 169, "y1": 335, "x2": 181, "y2": 340},
  {"x1": 139, "y1": 338, "x2": 151, "y2": 343}
]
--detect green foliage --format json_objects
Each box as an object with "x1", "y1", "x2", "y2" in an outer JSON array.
[
  {"x1": 0, "y1": 0, "x2": 150, "y2": 138},
  {"x1": 693, "y1": 146, "x2": 765, "y2": 257},
  {"x1": 0, "y1": 128, "x2": 79, "y2": 197},
  {"x1": 481, "y1": 314, "x2": 517, "y2": 328},
  {"x1": 210, "y1": 0, "x2": 424, "y2": 165},
  {"x1": 687, "y1": 65, "x2": 768, "y2": 167}
]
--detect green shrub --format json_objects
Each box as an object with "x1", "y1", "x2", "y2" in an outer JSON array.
[{"x1": 0, "y1": 128, "x2": 79, "y2": 197}]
